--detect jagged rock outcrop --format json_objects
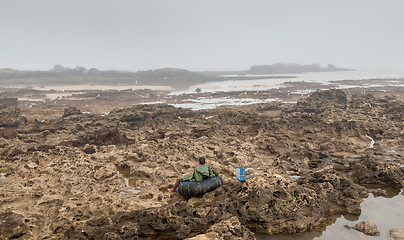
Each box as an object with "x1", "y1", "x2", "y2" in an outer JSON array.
[
  {"x1": 0, "y1": 212, "x2": 29, "y2": 239},
  {"x1": 1, "y1": 91, "x2": 403, "y2": 239},
  {"x1": 0, "y1": 98, "x2": 18, "y2": 109},
  {"x1": 186, "y1": 216, "x2": 255, "y2": 240},
  {"x1": 0, "y1": 107, "x2": 28, "y2": 133},
  {"x1": 294, "y1": 89, "x2": 347, "y2": 113}
]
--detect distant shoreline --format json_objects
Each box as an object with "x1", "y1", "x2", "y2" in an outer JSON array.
[{"x1": 0, "y1": 63, "x2": 353, "y2": 91}]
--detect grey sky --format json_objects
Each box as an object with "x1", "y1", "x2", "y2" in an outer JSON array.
[{"x1": 1, "y1": 0, "x2": 404, "y2": 71}]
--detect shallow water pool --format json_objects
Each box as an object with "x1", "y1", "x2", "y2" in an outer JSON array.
[{"x1": 256, "y1": 190, "x2": 404, "y2": 240}]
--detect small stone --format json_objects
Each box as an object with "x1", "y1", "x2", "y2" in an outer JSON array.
[
  {"x1": 343, "y1": 225, "x2": 353, "y2": 230},
  {"x1": 0, "y1": 138, "x2": 8, "y2": 148},
  {"x1": 354, "y1": 221, "x2": 380, "y2": 236},
  {"x1": 83, "y1": 144, "x2": 96, "y2": 154},
  {"x1": 390, "y1": 228, "x2": 404, "y2": 240},
  {"x1": 62, "y1": 106, "x2": 82, "y2": 117}
]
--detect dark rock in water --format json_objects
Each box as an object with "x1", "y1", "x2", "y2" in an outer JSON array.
[
  {"x1": 354, "y1": 221, "x2": 380, "y2": 236},
  {"x1": 62, "y1": 106, "x2": 82, "y2": 118},
  {"x1": 186, "y1": 216, "x2": 255, "y2": 240},
  {"x1": 0, "y1": 212, "x2": 29, "y2": 239},
  {"x1": 390, "y1": 228, "x2": 404, "y2": 240},
  {"x1": 343, "y1": 225, "x2": 352, "y2": 230}
]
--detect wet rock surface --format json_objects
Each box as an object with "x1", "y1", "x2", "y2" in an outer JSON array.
[
  {"x1": 353, "y1": 221, "x2": 380, "y2": 236},
  {"x1": 0, "y1": 89, "x2": 403, "y2": 239},
  {"x1": 186, "y1": 216, "x2": 255, "y2": 240},
  {"x1": 294, "y1": 88, "x2": 347, "y2": 113},
  {"x1": 391, "y1": 228, "x2": 404, "y2": 240},
  {"x1": 62, "y1": 106, "x2": 83, "y2": 118},
  {"x1": 0, "y1": 212, "x2": 29, "y2": 239},
  {"x1": 0, "y1": 107, "x2": 27, "y2": 128}
]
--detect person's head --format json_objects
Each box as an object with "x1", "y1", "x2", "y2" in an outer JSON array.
[{"x1": 199, "y1": 157, "x2": 206, "y2": 165}]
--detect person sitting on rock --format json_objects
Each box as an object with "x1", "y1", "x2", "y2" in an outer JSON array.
[{"x1": 168, "y1": 156, "x2": 214, "y2": 192}]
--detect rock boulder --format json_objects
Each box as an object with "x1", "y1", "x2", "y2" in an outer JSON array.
[
  {"x1": 354, "y1": 221, "x2": 380, "y2": 236},
  {"x1": 390, "y1": 228, "x2": 404, "y2": 240}
]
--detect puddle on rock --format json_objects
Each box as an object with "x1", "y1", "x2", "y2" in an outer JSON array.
[
  {"x1": 256, "y1": 190, "x2": 404, "y2": 240},
  {"x1": 116, "y1": 167, "x2": 141, "y2": 194},
  {"x1": 169, "y1": 97, "x2": 279, "y2": 110},
  {"x1": 288, "y1": 175, "x2": 301, "y2": 181}
]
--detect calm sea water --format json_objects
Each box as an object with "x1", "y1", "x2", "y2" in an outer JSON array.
[{"x1": 171, "y1": 69, "x2": 404, "y2": 94}]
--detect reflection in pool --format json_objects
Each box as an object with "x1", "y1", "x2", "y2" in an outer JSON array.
[
  {"x1": 256, "y1": 190, "x2": 404, "y2": 240},
  {"x1": 116, "y1": 167, "x2": 142, "y2": 194},
  {"x1": 170, "y1": 97, "x2": 279, "y2": 110}
]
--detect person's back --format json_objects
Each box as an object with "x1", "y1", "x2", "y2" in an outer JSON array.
[
  {"x1": 168, "y1": 156, "x2": 214, "y2": 192},
  {"x1": 192, "y1": 163, "x2": 214, "y2": 182}
]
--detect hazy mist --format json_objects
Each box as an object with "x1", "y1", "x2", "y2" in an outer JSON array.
[{"x1": 1, "y1": 0, "x2": 404, "y2": 71}]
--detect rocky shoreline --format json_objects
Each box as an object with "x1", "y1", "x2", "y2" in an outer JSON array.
[{"x1": 1, "y1": 88, "x2": 403, "y2": 239}]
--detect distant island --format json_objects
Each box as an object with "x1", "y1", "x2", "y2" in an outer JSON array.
[
  {"x1": 203, "y1": 63, "x2": 353, "y2": 76},
  {"x1": 0, "y1": 63, "x2": 353, "y2": 89}
]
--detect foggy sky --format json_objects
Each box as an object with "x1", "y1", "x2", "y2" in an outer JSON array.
[{"x1": 1, "y1": 0, "x2": 404, "y2": 71}]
